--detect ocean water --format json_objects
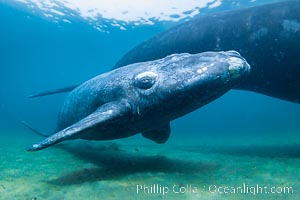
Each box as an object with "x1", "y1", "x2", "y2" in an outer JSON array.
[{"x1": 0, "y1": 0, "x2": 300, "y2": 199}]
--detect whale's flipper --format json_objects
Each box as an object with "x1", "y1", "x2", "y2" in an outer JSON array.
[
  {"x1": 27, "y1": 100, "x2": 131, "y2": 151},
  {"x1": 142, "y1": 123, "x2": 170, "y2": 144},
  {"x1": 29, "y1": 85, "x2": 79, "y2": 98},
  {"x1": 21, "y1": 121, "x2": 50, "y2": 137}
]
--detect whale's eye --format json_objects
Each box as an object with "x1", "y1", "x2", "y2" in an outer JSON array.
[{"x1": 134, "y1": 71, "x2": 158, "y2": 89}]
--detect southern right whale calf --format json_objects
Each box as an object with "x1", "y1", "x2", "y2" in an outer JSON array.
[
  {"x1": 26, "y1": 51, "x2": 250, "y2": 151},
  {"x1": 114, "y1": 0, "x2": 300, "y2": 103}
]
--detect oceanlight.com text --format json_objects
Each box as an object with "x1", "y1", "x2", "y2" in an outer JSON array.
[{"x1": 208, "y1": 183, "x2": 294, "y2": 195}]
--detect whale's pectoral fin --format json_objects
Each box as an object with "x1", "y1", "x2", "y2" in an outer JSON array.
[
  {"x1": 29, "y1": 84, "x2": 79, "y2": 98},
  {"x1": 142, "y1": 123, "x2": 170, "y2": 144},
  {"x1": 27, "y1": 100, "x2": 131, "y2": 151}
]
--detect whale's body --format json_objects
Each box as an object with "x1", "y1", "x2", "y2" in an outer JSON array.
[
  {"x1": 115, "y1": 1, "x2": 300, "y2": 103},
  {"x1": 27, "y1": 51, "x2": 250, "y2": 151}
]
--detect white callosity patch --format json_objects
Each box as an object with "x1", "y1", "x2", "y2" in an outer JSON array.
[
  {"x1": 14, "y1": 0, "x2": 220, "y2": 31},
  {"x1": 135, "y1": 71, "x2": 158, "y2": 81},
  {"x1": 134, "y1": 71, "x2": 158, "y2": 89},
  {"x1": 196, "y1": 66, "x2": 208, "y2": 74},
  {"x1": 227, "y1": 57, "x2": 250, "y2": 79}
]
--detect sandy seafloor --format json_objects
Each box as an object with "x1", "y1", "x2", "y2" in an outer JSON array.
[{"x1": 1, "y1": 130, "x2": 299, "y2": 200}]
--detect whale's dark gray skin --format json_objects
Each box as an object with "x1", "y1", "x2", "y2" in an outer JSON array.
[
  {"x1": 27, "y1": 51, "x2": 250, "y2": 151},
  {"x1": 114, "y1": 0, "x2": 300, "y2": 103}
]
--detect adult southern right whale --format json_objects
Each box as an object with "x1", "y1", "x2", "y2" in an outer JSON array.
[{"x1": 114, "y1": 0, "x2": 300, "y2": 103}]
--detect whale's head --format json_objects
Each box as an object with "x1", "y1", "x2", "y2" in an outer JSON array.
[
  {"x1": 27, "y1": 51, "x2": 250, "y2": 151},
  {"x1": 130, "y1": 51, "x2": 250, "y2": 121}
]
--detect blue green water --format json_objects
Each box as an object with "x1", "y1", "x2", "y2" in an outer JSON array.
[{"x1": 0, "y1": 1, "x2": 299, "y2": 199}]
